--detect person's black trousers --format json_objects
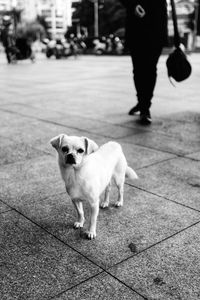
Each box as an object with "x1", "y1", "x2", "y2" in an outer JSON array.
[{"x1": 130, "y1": 45, "x2": 163, "y2": 112}]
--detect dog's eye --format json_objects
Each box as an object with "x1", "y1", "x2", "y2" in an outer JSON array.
[
  {"x1": 77, "y1": 148, "x2": 84, "y2": 154},
  {"x1": 61, "y1": 146, "x2": 69, "y2": 153}
]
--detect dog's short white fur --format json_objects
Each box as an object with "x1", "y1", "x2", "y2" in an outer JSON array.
[{"x1": 50, "y1": 134, "x2": 138, "y2": 239}]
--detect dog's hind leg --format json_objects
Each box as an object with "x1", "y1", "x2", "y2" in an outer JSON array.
[
  {"x1": 72, "y1": 198, "x2": 85, "y2": 228},
  {"x1": 100, "y1": 182, "x2": 111, "y2": 208},
  {"x1": 113, "y1": 174, "x2": 125, "y2": 207}
]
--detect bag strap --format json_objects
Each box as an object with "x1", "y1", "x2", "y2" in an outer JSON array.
[{"x1": 170, "y1": 0, "x2": 181, "y2": 48}]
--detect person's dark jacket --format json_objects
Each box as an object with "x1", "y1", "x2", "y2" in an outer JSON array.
[{"x1": 120, "y1": 0, "x2": 168, "y2": 49}]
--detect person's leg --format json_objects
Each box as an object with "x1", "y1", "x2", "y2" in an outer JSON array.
[
  {"x1": 129, "y1": 46, "x2": 163, "y2": 122},
  {"x1": 5, "y1": 48, "x2": 11, "y2": 63}
]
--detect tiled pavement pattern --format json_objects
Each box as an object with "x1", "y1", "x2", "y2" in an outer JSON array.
[{"x1": 0, "y1": 53, "x2": 200, "y2": 300}]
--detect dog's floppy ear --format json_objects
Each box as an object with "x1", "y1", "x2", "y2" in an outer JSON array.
[
  {"x1": 83, "y1": 137, "x2": 98, "y2": 154},
  {"x1": 50, "y1": 134, "x2": 64, "y2": 150}
]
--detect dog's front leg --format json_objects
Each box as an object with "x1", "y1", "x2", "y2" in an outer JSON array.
[
  {"x1": 72, "y1": 198, "x2": 85, "y2": 228},
  {"x1": 87, "y1": 201, "x2": 99, "y2": 239}
]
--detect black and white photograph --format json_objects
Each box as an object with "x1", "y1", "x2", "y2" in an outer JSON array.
[{"x1": 0, "y1": 0, "x2": 200, "y2": 299}]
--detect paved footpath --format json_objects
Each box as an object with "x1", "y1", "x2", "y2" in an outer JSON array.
[{"x1": 0, "y1": 52, "x2": 200, "y2": 300}]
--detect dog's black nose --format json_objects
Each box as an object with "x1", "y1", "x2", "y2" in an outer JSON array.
[{"x1": 66, "y1": 154, "x2": 76, "y2": 164}]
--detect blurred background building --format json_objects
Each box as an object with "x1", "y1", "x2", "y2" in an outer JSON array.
[
  {"x1": 0, "y1": 0, "x2": 200, "y2": 52},
  {"x1": 0, "y1": 0, "x2": 73, "y2": 38}
]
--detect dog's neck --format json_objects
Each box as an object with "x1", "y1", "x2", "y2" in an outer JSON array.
[
  {"x1": 59, "y1": 159, "x2": 78, "y2": 180},
  {"x1": 59, "y1": 160, "x2": 75, "y2": 172},
  {"x1": 59, "y1": 160, "x2": 81, "y2": 196}
]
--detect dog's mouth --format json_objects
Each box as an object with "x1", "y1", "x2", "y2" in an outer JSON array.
[{"x1": 65, "y1": 154, "x2": 76, "y2": 165}]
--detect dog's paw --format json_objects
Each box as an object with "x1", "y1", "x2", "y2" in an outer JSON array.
[
  {"x1": 86, "y1": 230, "x2": 96, "y2": 240},
  {"x1": 114, "y1": 201, "x2": 123, "y2": 207},
  {"x1": 100, "y1": 202, "x2": 109, "y2": 209},
  {"x1": 74, "y1": 221, "x2": 84, "y2": 229}
]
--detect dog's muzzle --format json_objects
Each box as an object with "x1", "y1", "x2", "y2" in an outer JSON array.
[{"x1": 66, "y1": 153, "x2": 76, "y2": 165}]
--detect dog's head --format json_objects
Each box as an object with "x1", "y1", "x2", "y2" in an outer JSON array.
[{"x1": 50, "y1": 134, "x2": 98, "y2": 168}]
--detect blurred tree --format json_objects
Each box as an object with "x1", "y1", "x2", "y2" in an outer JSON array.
[
  {"x1": 197, "y1": 0, "x2": 200, "y2": 35},
  {"x1": 73, "y1": 0, "x2": 125, "y2": 36},
  {"x1": 99, "y1": 0, "x2": 126, "y2": 36},
  {"x1": 16, "y1": 21, "x2": 45, "y2": 41},
  {"x1": 73, "y1": 0, "x2": 93, "y2": 36},
  {"x1": 37, "y1": 15, "x2": 50, "y2": 39},
  {"x1": 11, "y1": 8, "x2": 22, "y2": 25}
]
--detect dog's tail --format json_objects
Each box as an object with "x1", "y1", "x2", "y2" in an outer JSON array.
[{"x1": 126, "y1": 166, "x2": 138, "y2": 181}]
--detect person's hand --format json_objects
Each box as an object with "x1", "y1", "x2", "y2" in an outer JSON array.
[{"x1": 135, "y1": 5, "x2": 146, "y2": 18}]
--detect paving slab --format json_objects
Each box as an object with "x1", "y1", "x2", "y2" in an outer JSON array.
[
  {"x1": 157, "y1": 117, "x2": 200, "y2": 142},
  {"x1": 0, "y1": 138, "x2": 45, "y2": 165},
  {"x1": 53, "y1": 272, "x2": 143, "y2": 300},
  {"x1": 0, "y1": 110, "x2": 175, "y2": 171},
  {"x1": 161, "y1": 111, "x2": 200, "y2": 123},
  {"x1": 0, "y1": 210, "x2": 101, "y2": 300},
  {"x1": 117, "y1": 141, "x2": 176, "y2": 170},
  {"x1": 185, "y1": 151, "x2": 200, "y2": 161},
  {"x1": 0, "y1": 201, "x2": 12, "y2": 213},
  {"x1": 0, "y1": 103, "x2": 113, "y2": 133},
  {"x1": 0, "y1": 109, "x2": 30, "y2": 129},
  {"x1": 12, "y1": 184, "x2": 200, "y2": 269},
  {"x1": 109, "y1": 222, "x2": 200, "y2": 300},
  {"x1": 120, "y1": 130, "x2": 200, "y2": 156},
  {"x1": 122, "y1": 112, "x2": 200, "y2": 142},
  {"x1": 134, "y1": 157, "x2": 200, "y2": 210},
  {"x1": 88, "y1": 123, "x2": 142, "y2": 139},
  {"x1": 0, "y1": 155, "x2": 64, "y2": 207},
  {"x1": 1, "y1": 103, "x2": 73, "y2": 123},
  {"x1": 24, "y1": 96, "x2": 136, "y2": 125},
  {"x1": 0, "y1": 110, "x2": 85, "y2": 155},
  {"x1": 148, "y1": 113, "x2": 200, "y2": 143}
]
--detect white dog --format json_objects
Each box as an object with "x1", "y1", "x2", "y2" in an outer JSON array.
[{"x1": 50, "y1": 134, "x2": 138, "y2": 239}]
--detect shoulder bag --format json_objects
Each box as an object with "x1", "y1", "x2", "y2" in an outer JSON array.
[{"x1": 166, "y1": 0, "x2": 192, "y2": 82}]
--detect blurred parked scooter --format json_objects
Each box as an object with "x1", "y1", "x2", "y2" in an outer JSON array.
[
  {"x1": 91, "y1": 35, "x2": 124, "y2": 55},
  {"x1": 113, "y1": 37, "x2": 124, "y2": 55},
  {"x1": 43, "y1": 37, "x2": 81, "y2": 59},
  {"x1": 93, "y1": 38, "x2": 107, "y2": 55},
  {"x1": 43, "y1": 39, "x2": 56, "y2": 58}
]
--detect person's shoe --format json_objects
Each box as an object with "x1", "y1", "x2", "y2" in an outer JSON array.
[
  {"x1": 128, "y1": 104, "x2": 140, "y2": 115},
  {"x1": 139, "y1": 110, "x2": 152, "y2": 125}
]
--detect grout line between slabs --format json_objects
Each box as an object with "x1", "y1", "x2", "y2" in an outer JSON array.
[{"x1": 126, "y1": 183, "x2": 200, "y2": 214}]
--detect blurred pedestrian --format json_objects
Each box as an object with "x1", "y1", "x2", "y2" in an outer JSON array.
[
  {"x1": 1, "y1": 15, "x2": 16, "y2": 63},
  {"x1": 120, "y1": 0, "x2": 168, "y2": 124}
]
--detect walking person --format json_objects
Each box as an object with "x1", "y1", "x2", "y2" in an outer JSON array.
[
  {"x1": 120, "y1": 0, "x2": 168, "y2": 124},
  {"x1": 1, "y1": 15, "x2": 15, "y2": 63}
]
